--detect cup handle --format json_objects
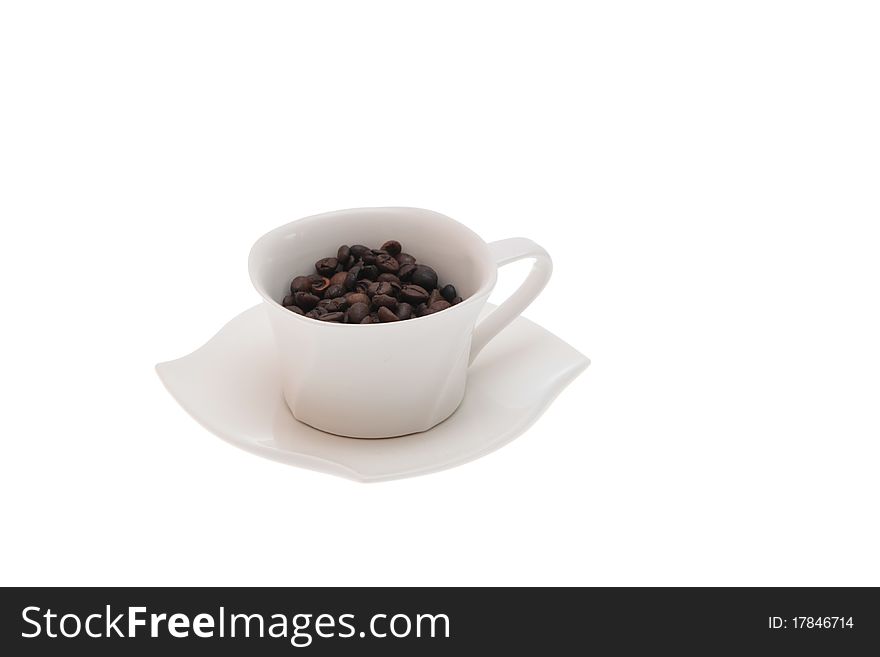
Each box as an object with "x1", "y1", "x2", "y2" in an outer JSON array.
[{"x1": 469, "y1": 237, "x2": 553, "y2": 364}]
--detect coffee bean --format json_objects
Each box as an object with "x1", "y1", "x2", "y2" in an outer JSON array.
[
  {"x1": 345, "y1": 292, "x2": 370, "y2": 306},
  {"x1": 344, "y1": 265, "x2": 361, "y2": 291},
  {"x1": 376, "y1": 253, "x2": 400, "y2": 274},
  {"x1": 324, "y1": 284, "x2": 346, "y2": 299},
  {"x1": 378, "y1": 306, "x2": 399, "y2": 322},
  {"x1": 368, "y1": 281, "x2": 395, "y2": 298},
  {"x1": 381, "y1": 240, "x2": 402, "y2": 256},
  {"x1": 400, "y1": 284, "x2": 429, "y2": 304},
  {"x1": 294, "y1": 292, "x2": 320, "y2": 311},
  {"x1": 350, "y1": 244, "x2": 371, "y2": 260},
  {"x1": 372, "y1": 294, "x2": 398, "y2": 310},
  {"x1": 315, "y1": 257, "x2": 338, "y2": 277},
  {"x1": 398, "y1": 263, "x2": 416, "y2": 281},
  {"x1": 285, "y1": 239, "x2": 464, "y2": 322},
  {"x1": 410, "y1": 265, "x2": 438, "y2": 290},
  {"x1": 308, "y1": 274, "x2": 330, "y2": 294},
  {"x1": 290, "y1": 276, "x2": 312, "y2": 293},
  {"x1": 346, "y1": 302, "x2": 370, "y2": 324}
]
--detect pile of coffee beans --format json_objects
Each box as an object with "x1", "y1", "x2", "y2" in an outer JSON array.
[{"x1": 281, "y1": 240, "x2": 464, "y2": 323}]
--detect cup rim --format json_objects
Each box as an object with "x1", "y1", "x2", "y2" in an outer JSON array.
[{"x1": 248, "y1": 206, "x2": 497, "y2": 328}]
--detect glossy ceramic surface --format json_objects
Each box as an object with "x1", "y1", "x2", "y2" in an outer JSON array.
[
  {"x1": 248, "y1": 207, "x2": 552, "y2": 437},
  {"x1": 156, "y1": 304, "x2": 589, "y2": 482}
]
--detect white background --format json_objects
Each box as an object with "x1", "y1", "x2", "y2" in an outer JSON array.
[{"x1": 1, "y1": 1, "x2": 878, "y2": 586}]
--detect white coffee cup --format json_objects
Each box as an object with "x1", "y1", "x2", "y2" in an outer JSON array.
[{"x1": 248, "y1": 207, "x2": 552, "y2": 438}]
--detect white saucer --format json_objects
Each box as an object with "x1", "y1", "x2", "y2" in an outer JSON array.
[{"x1": 156, "y1": 304, "x2": 589, "y2": 482}]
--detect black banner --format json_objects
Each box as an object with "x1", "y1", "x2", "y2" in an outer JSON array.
[{"x1": 1, "y1": 587, "x2": 877, "y2": 654}]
